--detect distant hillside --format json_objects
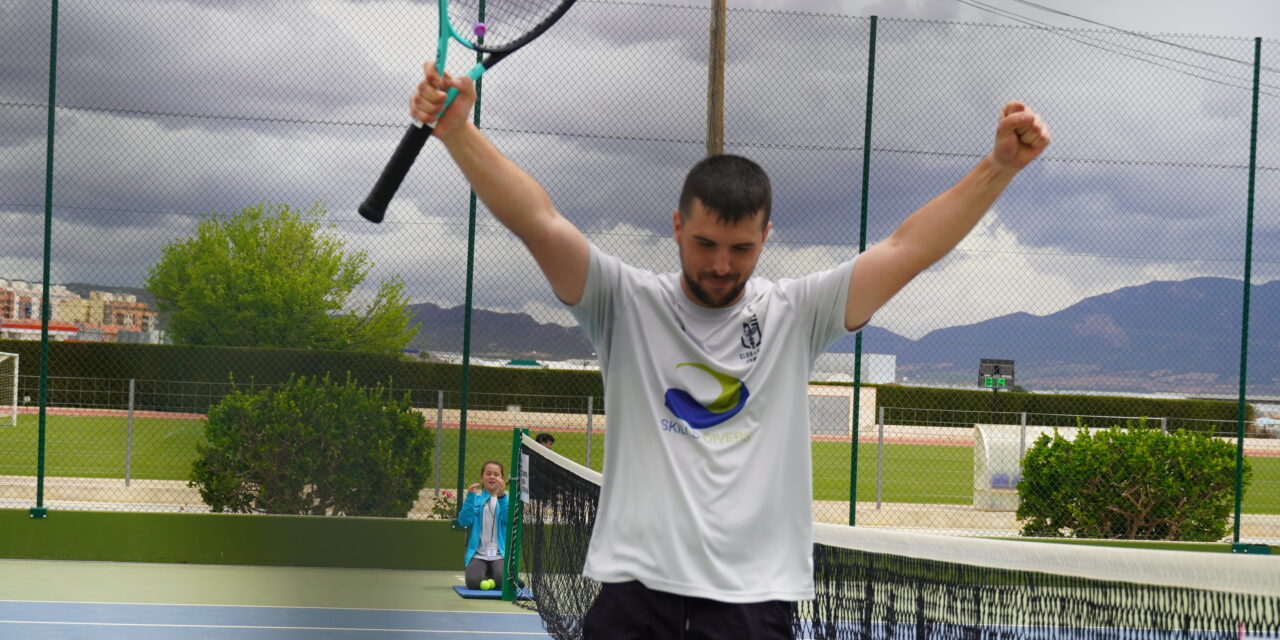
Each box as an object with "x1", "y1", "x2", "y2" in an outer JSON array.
[
  {"x1": 405, "y1": 302, "x2": 593, "y2": 360},
  {"x1": 829, "y1": 277, "x2": 1280, "y2": 395},
  {"x1": 370, "y1": 278, "x2": 1276, "y2": 395}
]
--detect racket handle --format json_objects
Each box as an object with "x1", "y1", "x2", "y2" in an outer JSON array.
[{"x1": 358, "y1": 121, "x2": 435, "y2": 223}]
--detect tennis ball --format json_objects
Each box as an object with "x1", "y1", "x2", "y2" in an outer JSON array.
[
  {"x1": 473, "y1": 22, "x2": 487, "y2": 37},
  {"x1": 480, "y1": 578, "x2": 496, "y2": 591}
]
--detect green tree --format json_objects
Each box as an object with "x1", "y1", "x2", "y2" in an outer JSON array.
[{"x1": 146, "y1": 204, "x2": 417, "y2": 351}]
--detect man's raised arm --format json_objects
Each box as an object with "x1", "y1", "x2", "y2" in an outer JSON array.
[
  {"x1": 843, "y1": 101, "x2": 1051, "y2": 331},
  {"x1": 412, "y1": 62, "x2": 590, "y2": 305}
]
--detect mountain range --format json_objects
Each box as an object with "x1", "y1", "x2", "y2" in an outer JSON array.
[
  {"x1": 405, "y1": 303, "x2": 594, "y2": 361},
  {"x1": 410, "y1": 277, "x2": 1279, "y2": 395},
  {"x1": 830, "y1": 277, "x2": 1280, "y2": 395}
]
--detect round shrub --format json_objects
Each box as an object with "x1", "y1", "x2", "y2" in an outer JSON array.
[
  {"x1": 1017, "y1": 425, "x2": 1249, "y2": 541},
  {"x1": 190, "y1": 375, "x2": 431, "y2": 517}
]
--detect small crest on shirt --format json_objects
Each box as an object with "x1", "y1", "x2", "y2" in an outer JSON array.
[{"x1": 741, "y1": 315, "x2": 762, "y2": 350}]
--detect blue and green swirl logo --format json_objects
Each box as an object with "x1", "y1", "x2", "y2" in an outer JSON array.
[{"x1": 663, "y1": 363, "x2": 749, "y2": 429}]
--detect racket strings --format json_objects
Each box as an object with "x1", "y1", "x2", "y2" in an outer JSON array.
[{"x1": 449, "y1": 0, "x2": 569, "y2": 49}]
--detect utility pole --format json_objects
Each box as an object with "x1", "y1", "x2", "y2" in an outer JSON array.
[{"x1": 706, "y1": 0, "x2": 726, "y2": 156}]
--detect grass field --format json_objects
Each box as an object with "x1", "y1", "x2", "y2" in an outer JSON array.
[
  {"x1": 0, "y1": 414, "x2": 203, "y2": 480},
  {"x1": 2, "y1": 414, "x2": 1276, "y2": 515}
]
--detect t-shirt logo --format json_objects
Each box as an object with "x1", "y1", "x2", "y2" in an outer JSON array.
[
  {"x1": 741, "y1": 316, "x2": 762, "y2": 349},
  {"x1": 663, "y1": 363, "x2": 750, "y2": 429}
]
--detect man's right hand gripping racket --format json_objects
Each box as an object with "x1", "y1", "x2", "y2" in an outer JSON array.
[{"x1": 358, "y1": 0, "x2": 580, "y2": 223}]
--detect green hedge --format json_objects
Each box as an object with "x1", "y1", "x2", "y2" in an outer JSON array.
[
  {"x1": 0, "y1": 340, "x2": 603, "y2": 413},
  {"x1": 0, "y1": 340, "x2": 1250, "y2": 429},
  {"x1": 852, "y1": 384, "x2": 1249, "y2": 435}
]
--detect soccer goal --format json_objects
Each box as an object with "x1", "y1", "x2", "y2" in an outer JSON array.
[{"x1": 0, "y1": 352, "x2": 16, "y2": 427}]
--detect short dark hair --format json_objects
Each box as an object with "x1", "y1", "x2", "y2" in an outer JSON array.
[
  {"x1": 535, "y1": 433, "x2": 555, "y2": 445},
  {"x1": 678, "y1": 154, "x2": 772, "y2": 227},
  {"x1": 480, "y1": 460, "x2": 504, "y2": 477}
]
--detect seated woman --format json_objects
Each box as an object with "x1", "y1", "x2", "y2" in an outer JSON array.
[{"x1": 458, "y1": 460, "x2": 507, "y2": 590}]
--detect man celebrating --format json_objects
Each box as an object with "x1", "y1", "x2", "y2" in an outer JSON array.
[{"x1": 409, "y1": 62, "x2": 1049, "y2": 639}]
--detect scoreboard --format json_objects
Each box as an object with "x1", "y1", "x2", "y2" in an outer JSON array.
[{"x1": 979, "y1": 358, "x2": 1014, "y2": 389}]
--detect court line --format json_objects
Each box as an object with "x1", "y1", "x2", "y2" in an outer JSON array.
[
  {"x1": 0, "y1": 599, "x2": 537, "y2": 615},
  {"x1": 0, "y1": 620, "x2": 548, "y2": 635},
  {"x1": 0, "y1": 601, "x2": 550, "y2": 636}
]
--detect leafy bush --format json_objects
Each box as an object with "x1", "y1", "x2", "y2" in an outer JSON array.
[
  {"x1": 1016, "y1": 424, "x2": 1249, "y2": 541},
  {"x1": 190, "y1": 375, "x2": 432, "y2": 517}
]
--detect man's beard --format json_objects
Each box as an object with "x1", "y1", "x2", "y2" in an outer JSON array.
[{"x1": 682, "y1": 268, "x2": 747, "y2": 308}]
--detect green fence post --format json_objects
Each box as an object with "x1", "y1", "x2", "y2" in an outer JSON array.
[
  {"x1": 456, "y1": 13, "x2": 487, "y2": 504},
  {"x1": 30, "y1": 0, "x2": 60, "y2": 521},
  {"x1": 849, "y1": 15, "x2": 876, "y2": 526},
  {"x1": 1231, "y1": 37, "x2": 1261, "y2": 552},
  {"x1": 502, "y1": 427, "x2": 528, "y2": 601}
]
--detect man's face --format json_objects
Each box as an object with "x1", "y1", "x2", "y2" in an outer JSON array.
[{"x1": 673, "y1": 199, "x2": 770, "y2": 308}]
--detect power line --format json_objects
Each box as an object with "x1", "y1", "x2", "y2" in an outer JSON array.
[
  {"x1": 954, "y1": 0, "x2": 1279, "y2": 97},
  {"x1": 1005, "y1": 0, "x2": 1279, "y2": 73}
]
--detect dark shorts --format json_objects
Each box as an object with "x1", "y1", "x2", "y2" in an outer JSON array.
[{"x1": 583, "y1": 580, "x2": 796, "y2": 640}]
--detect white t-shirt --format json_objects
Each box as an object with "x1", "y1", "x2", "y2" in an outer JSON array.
[{"x1": 569, "y1": 244, "x2": 856, "y2": 603}]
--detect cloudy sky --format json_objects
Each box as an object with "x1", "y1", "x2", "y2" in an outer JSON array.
[
  {"x1": 1, "y1": 0, "x2": 1277, "y2": 341},
  {"x1": 735, "y1": 0, "x2": 1280, "y2": 40}
]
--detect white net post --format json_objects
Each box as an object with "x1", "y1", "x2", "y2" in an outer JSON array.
[{"x1": 0, "y1": 352, "x2": 16, "y2": 427}]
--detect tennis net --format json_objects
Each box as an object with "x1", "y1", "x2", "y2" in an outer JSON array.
[{"x1": 514, "y1": 434, "x2": 1280, "y2": 640}]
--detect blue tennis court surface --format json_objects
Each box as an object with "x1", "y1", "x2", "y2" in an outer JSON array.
[{"x1": 0, "y1": 600, "x2": 553, "y2": 639}]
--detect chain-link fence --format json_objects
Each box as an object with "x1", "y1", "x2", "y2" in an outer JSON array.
[{"x1": 2, "y1": 1, "x2": 1276, "y2": 543}]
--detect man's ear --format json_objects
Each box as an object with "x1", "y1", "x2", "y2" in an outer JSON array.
[{"x1": 672, "y1": 209, "x2": 682, "y2": 239}]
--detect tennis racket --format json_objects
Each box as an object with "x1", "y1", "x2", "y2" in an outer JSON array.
[{"x1": 358, "y1": 0, "x2": 580, "y2": 223}]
